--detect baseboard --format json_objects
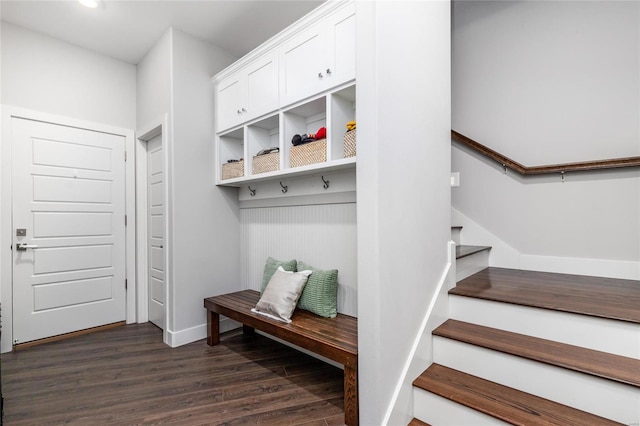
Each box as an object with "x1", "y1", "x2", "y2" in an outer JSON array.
[
  {"x1": 452, "y1": 208, "x2": 640, "y2": 280},
  {"x1": 166, "y1": 317, "x2": 241, "y2": 348},
  {"x1": 520, "y1": 254, "x2": 640, "y2": 280}
]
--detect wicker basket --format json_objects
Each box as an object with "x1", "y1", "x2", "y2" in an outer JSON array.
[
  {"x1": 290, "y1": 139, "x2": 327, "y2": 168},
  {"x1": 252, "y1": 152, "x2": 280, "y2": 174},
  {"x1": 343, "y1": 129, "x2": 356, "y2": 158},
  {"x1": 221, "y1": 160, "x2": 244, "y2": 180}
]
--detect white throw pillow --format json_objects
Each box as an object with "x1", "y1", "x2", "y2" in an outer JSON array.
[{"x1": 252, "y1": 266, "x2": 312, "y2": 323}]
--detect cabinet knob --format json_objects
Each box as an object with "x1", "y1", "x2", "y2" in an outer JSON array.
[
  {"x1": 237, "y1": 109, "x2": 242, "y2": 114},
  {"x1": 241, "y1": 108, "x2": 247, "y2": 113},
  {"x1": 318, "y1": 72, "x2": 324, "y2": 78},
  {"x1": 326, "y1": 68, "x2": 332, "y2": 75}
]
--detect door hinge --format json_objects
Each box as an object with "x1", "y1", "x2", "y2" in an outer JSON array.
[
  {"x1": 125, "y1": 279, "x2": 128, "y2": 290},
  {"x1": 125, "y1": 215, "x2": 127, "y2": 226}
]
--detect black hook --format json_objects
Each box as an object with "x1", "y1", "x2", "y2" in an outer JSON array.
[
  {"x1": 280, "y1": 182, "x2": 288, "y2": 193},
  {"x1": 248, "y1": 186, "x2": 256, "y2": 196},
  {"x1": 321, "y1": 176, "x2": 330, "y2": 189}
]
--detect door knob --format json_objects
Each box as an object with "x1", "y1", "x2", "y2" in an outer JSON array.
[{"x1": 16, "y1": 243, "x2": 39, "y2": 251}]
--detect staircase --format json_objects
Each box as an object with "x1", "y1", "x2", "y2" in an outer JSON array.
[{"x1": 410, "y1": 227, "x2": 640, "y2": 425}]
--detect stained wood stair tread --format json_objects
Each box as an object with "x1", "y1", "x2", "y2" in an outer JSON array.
[
  {"x1": 455, "y1": 244, "x2": 491, "y2": 259},
  {"x1": 414, "y1": 364, "x2": 622, "y2": 425},
  {"x1": 433, "y1": 319, "x2": 640, "y2": 387},
  {"x1": 451, "y1": 267, "x2": 640, "y2": 323},
  {"x1": 408, "y1": 418, "x2": 430, "y2": 426}
]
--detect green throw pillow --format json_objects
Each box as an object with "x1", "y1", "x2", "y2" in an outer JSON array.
[
  {"x1": 261, "y1": 257, "x2": 297, "y2": 293},
  {"x1": 296, "y1": 260, "x2": 338, "y2": 318}
]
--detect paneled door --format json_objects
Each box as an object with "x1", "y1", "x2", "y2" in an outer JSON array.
[
  {"x1": 11, "y1": 117, "x2": 126, "y2": 345},
  {"x1": 147, "y1": 135, "x2": 165, "y2": 330}
]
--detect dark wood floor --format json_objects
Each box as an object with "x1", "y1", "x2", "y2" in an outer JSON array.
[{"x1": 1, "y1": 323, "x2": 346, "y2": 425}]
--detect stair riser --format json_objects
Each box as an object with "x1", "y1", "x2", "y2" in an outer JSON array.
[
  {"x1": 413, "y1": 388, "x2": 509, "y2": 425},
  {"x1": 433, "y1": 337, "x2": 640, "y2": 424},
  {"x1": 456, "y1": 251, "x2": 489, "y2": 282},
  {"x1": 449, "y1": 295, "x2": 640, "y2": 359}
]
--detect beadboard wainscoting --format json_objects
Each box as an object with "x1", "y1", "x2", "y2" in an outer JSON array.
[{"x1": 240, "y1": 203, "x2": 357, "y2": 316}]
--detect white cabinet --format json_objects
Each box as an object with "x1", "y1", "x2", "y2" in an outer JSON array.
[
  {"x1": 216, "y1": 53, "x2": 279, "y2": 132},
  {"x1": 279, "y1": 3, "x2": 355, "y2": 106},
  {"x1": 214, "y1": 1, "x2": 356, "y2": 186}
]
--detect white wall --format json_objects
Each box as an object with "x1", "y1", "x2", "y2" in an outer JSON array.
[
  {"x1": 356, "y1": 2, "x2": 451, "y2": 425},
  {"x1": 1, "y1": 22, "x2": 136, "y2": 129},
  {"x1": 169, "y1": 29, "x2": 239, "y2": 339},
  {"x1": 136, "y1": 29, "x2": 172, "y2": 130},
  {"x1": 452, "y1": 1, "x2": 640, "y2": 278},
  {"x1": 240, "y1": 202, "x2": 357, "y2": 316},
  {"x1": 136, "y1": 28, "x2": 240, "y2": 344}
]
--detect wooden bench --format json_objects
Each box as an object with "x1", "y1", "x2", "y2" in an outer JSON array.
[{"x1": 204, "y1": 289, "x2": 358, "y2": 426}]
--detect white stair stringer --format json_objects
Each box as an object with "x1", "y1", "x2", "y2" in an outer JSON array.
[
  {"x1": 432, "y1": 336, "x2": 640, "y2": 424},
  {"x1": 449, "y1": 294, "x2": 640, "y2": 359},
  {"x1": 413, "y1": 387, "x2": 509, "y2": 426}
]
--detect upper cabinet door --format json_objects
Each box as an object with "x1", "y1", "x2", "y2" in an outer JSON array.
[
  {"x1": 245, "y1": 52, "x2": 279, "y2": 123},
  {"x1": 217, "y1": 54, "x2": 279, "y2": 133},
  {"x1": 325, "y1": 4, "x2": 356, "y2": 87},
  {"x1": 279, "y1": 25, "x2": 327, "y2": 106},
  {"x1": 216, "y1": 73, "x2": 244, "y2": 133},
  {"x1": 279, "y1": 3, "x2": 356, "y2": 107}
]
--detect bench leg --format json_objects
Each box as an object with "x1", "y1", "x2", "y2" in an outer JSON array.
[
  {"x1": 344, "y1": 363, "x2": 359, "y2": 426},
  {"x1": 207, "y1": 310, "x2": 220, "y2": 346},
  {"x1": 242, "y1": 325, "x2": 255, "y2": 335}
]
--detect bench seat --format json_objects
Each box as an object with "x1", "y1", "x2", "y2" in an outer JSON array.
[{"x1": 204, "y1": 289, "x2": 358, "y2": 426}]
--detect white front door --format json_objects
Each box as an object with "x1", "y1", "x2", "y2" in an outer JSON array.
[
  {"x1": 11, "y1": 117, "x2": 126, "y2": 345},
  {"x1": 147, "y1": 135, "x2": 165, "y2": 329}
]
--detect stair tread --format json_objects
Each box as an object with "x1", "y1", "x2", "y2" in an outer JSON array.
[
  {"x1": 455, "y1": 244, "x2": 491, "y2": 259},
  {"x1": 413, "y1": 364, "x2": 623, "y2": 425},
  {"x1": 408, "y1": 418, "x2": 431, "y2": 426},
  {"x1": 433, "y1": 319, "x2": 640, "y2": 387},
  {"x1": 451, "y1": 267, "x2": 640, "y2": 323}
]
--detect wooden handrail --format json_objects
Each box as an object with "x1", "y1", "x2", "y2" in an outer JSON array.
[{"x1": 451, "y1": 130, "x2": 640, "y2": 175}]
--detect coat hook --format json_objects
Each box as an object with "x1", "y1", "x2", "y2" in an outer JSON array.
[
  {"x1": 280, "y1": 181, "x2": 288, "y2": 193},
  {"x1": 248, "y1": 186, "x2": 256, "y2": 196},
  {"x1": 321, "y1": 176, "x2": 330, "y2": 189}
]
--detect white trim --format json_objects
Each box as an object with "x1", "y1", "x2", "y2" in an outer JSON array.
[
  {"x1": 382, "y1": 241, "x2": 455, "y2": 425},
  {"x1": 136, "y1": 114, "x2": 170, "y2": 345},
  {"x1": 166, "y1": 317, "x2": 240, "y2": 348},
  {"x1": 0, "y1": 105, "x2": 136, "y2": 352}
]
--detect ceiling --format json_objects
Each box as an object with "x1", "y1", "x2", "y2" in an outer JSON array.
[{"x1": 0, "y1": 0, "x2": 325, "y2": 64}]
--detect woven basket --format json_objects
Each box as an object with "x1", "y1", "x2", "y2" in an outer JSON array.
[
  {"x1": 343, "y1": 129, "x2": 356, "y2": 158},
  {"x1": 252, "y1": 152, "x2": 280, "y2": 174},
  {"x1": 290, "y1": 139, "x2": 327, "y2": 168},
  {"x1": 221, "y1": 160, "x2": 244, "y2": 180}
]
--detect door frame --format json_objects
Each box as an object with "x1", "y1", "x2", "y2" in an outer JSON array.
[
  {"x1": 135, "y1": 114, "x2": 171, "y2": 345},
  {"x1": 0, "y1": 105, "x2": 137, "y2": 353}
]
